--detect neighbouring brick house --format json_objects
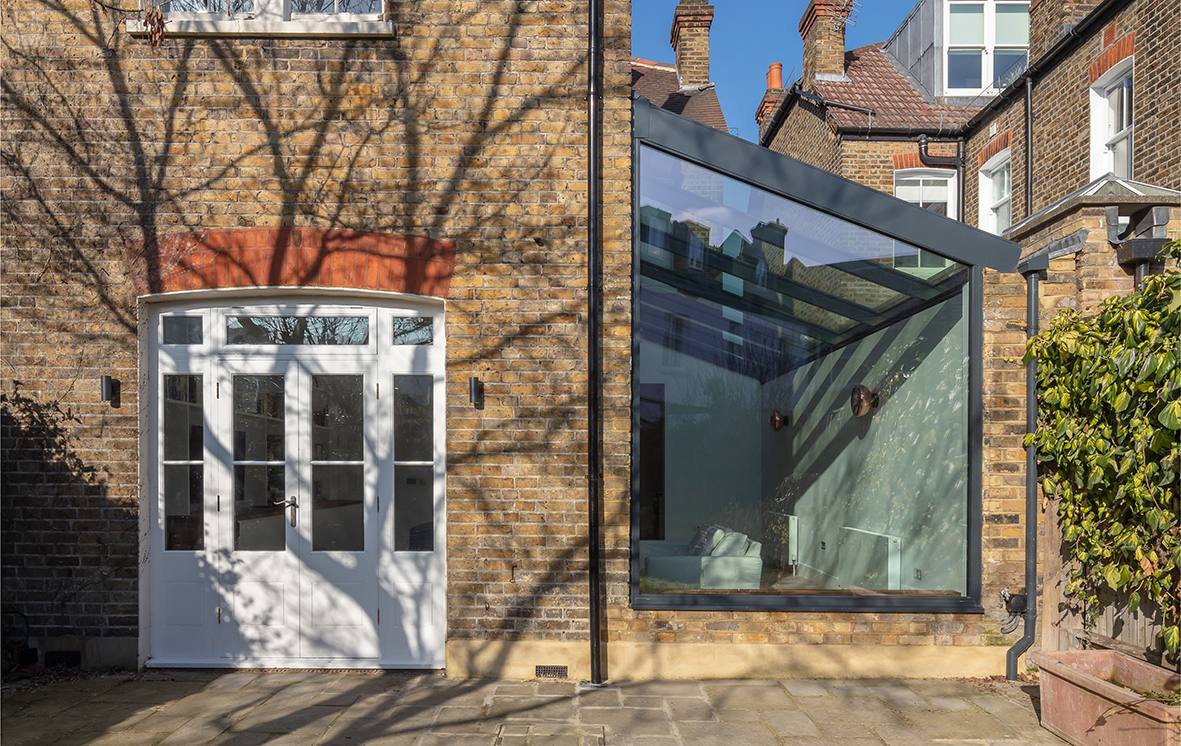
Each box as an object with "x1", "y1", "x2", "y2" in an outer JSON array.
[
  {"x1": 759, "y1": 0, "x2": 1180, "y2": 661},
  {"x1": 6, "y1": 0, "x2": 1072, "y2": 681}
]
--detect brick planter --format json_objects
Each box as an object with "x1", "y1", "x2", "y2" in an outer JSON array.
[{"x1": 1031, "y1": 650, "x2": 1181, "y2": 746}]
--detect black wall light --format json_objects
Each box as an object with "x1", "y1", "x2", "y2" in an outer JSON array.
[
  {"x1": 101, "y1": 375, "x2": 119, "y2": 406},
  {"x1": 469, "y1": 376, "x2": 484, "y2": 410}
]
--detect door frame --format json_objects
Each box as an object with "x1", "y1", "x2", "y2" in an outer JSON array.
[{"x1": 139, "y1": 291, "x2": 446, "y2": 668}]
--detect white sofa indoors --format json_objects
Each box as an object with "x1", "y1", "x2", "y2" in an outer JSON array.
[{"x1": 639, "y1": 525, "x2": 763, "y2": 590}]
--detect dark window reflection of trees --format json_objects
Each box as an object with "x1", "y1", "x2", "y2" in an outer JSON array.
[{"x1": 228, "y1": 316, "x2": 369, "y2": 345}]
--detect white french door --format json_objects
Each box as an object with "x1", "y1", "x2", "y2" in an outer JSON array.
[{"x1": 147, "y1": 301, "x2": 445, "y2": 668}]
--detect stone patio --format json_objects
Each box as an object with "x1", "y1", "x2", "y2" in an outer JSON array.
[{"x1": 0, "y1": 670, "x2": 1066, "y2": 745}]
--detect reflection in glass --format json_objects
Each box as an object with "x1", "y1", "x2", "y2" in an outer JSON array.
[
  {"x1": 636, "y1": 145, "x2": 970, "y2": 597},
  {"x1": 162, "y1": 0, "x2": 254, "y2": 13},
  {"x1": 391, "y1": 317, "x2": 433, "y2": 346},
  {"x1": 313, "y1": 376, "x2": 363, "y2": 461},
  {"x1": 164, "y1": 375, "x2": 203, "y2": 460},
  {"x1": 395, "y1": 466, "x2": 433, "y2": 551},
  {"x1": 394, "y1": 375, "x2": 432, "y2": 461},
  {"x1": 163, "y1": 375, "x2": 203, "y2": 551},
  {"x1": 234, "y1": 465, "x2": 285, "y2": 551},
  {"x1": 164, "y1": 465, "x2": 203, "y2": 551},
  {"x1": 948, "y1": 49, "x2": 983, "y2": 89},
  {"x1": 227, "y1": 317, "x2": 369, "y2": 346},
  {"x1": 234, "y1": 376, "x2": 284, "y2": 462},
  {"x1": 313, "y1": 465, "x2": 363, "y2": 551},
  {"x1": 163, "y1": 317, "x2": 203, "y2": 345},
  {"x1": 291, "y1": 0, "x2": 379, "y2": 12}
]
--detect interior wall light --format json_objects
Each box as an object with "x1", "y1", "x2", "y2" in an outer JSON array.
[
  {"x1": 769, "y1": 409, "x2": 789, "y2": 431},
  {"x1": 469, "y1": 376, "x2": 484, "y2": 410},
  {"x1": 850, "y1": 384, "x2": 879, "y2": 417}
]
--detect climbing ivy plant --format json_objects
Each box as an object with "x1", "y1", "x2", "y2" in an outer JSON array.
[{"x1": 1024, "y1": 241, "x2": 1180, "y2": 658}]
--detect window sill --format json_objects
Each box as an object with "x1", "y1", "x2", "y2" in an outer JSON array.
[{"x1": 125, "y1": 18, "x2": 394, "y2": 37}]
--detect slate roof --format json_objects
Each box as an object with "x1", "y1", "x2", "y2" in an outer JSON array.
[
  {"x1": 809, "y1": 44, "x2": 976, "y2": 133},
  {"x1": 631, "y1": 58, "x2": 727, "y2": 132}
]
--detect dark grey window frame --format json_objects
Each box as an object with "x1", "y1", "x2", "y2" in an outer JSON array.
[{"x1": 629, "y1": 96, "x2": 1020, "y2": 614}]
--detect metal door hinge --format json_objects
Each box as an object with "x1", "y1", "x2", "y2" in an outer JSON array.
[
  {"x1": 216, "y1": 382, "x2": 220, "y2": 399},
  {"x1": 377, "y1": 608, "x2": 380, "y2": 625},
  {"x1": 376, "y1": 382, "x2": 380, "y2": 399},
  {"x1": 217, "y1": 607, "x2": 221, "y2": 624},
  {"x1": 217, "y1": 495, "x2": 220, "y2": 512}
]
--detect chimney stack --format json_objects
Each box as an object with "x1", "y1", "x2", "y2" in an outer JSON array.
[
  {"x1": 670, "y1": 0, "x2": 715, "y2": 88},
  {"x1": 756, "y1": 63, "x2": 785, "y2": 129},
  {"x1": 799, "y1": 0, "x2": 850, "y2": 83}
]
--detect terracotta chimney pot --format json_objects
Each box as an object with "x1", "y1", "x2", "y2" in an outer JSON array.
[{"x1": 767, "y1": 62, "x2": 783, "y2": 89}]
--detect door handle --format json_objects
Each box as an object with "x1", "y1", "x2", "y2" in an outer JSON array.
[{"x1": 272, "y1": 497, "x2": 298, "y2": 527}]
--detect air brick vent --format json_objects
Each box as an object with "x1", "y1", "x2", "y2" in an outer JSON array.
[{"x1": 535, "y1": 665, "x2": 568, "y2": 679}]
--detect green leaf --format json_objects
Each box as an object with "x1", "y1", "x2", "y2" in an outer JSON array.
[
  {"x1": 1159, "y1": 399, "x2": 1181, "y2": 430},
  {"x1": 1163, "y1": 626, "x2": 1180, "y2": 657},
  {"x1": 1112, "y1": 390, "x2": 1132, "y2": 413}
]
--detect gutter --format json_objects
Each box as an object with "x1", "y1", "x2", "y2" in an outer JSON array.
[{"x1": 587, "y1": 0, "x2": 604, "y2": 685}]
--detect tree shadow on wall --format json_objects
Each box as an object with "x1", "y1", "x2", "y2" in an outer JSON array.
[{"x1": 0, "y1": 387, "x2": 139, "y2": 673}]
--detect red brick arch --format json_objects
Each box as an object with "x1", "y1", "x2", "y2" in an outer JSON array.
[{"x1": 126, "y1": 227, "x2": 456, "y2": 298}]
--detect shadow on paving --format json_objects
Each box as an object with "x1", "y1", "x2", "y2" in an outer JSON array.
[{"x1": 0, "y1": 669, "x2": 1063, "y2": 746}]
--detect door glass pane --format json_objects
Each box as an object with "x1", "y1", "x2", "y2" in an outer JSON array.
[
  {"x1": 234, "y1": 465, "x2": 285, "y2": 551},
  {"x1": 164, "y1": 375, "x2": 203, "y2": 460},
  {"x1": 163, "y1": 317, "x2": 203, "y2": 345},
  {"x1": 395, "y1": 466, "x2": 434, "y2": 551},
  {"x1": 995, "y1": 4, "x2": 1029, "y2": 44},
  {"x1": 391, "y1": 317, "x2": 434, "y2": 345},
  {"x1": 227, "y1": 317, "x2": 369, "y2": 346},
  {"x1": 164, "y1": 465, "x2": 203, "y2": 551},
  {"x1": 313, "y1": 465, "x2": 364, "y2": 551},
  {"x1": 394, "y1": 375, "x2": 433, "y2": 462},
  {"x1": 948, "y1": 4, "x2": 984, "y2": 44},
  {"x1": 313, "y1": 376, "x2": 363, "y2": 461},
  {"x1": 234, "y1": 376, "x2": 284, "y2": 461},
  {"x1": 948, "y1": 49, "x2": 983, "y2": 89},
  {"x1": 312, "y1": 375, "x2": 364, "y2": 552}
]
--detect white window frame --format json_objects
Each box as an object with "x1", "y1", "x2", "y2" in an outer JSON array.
[
  {"x1": 127, "y1": 0, "x2": 392, "y2": 37},
  {"x1": 1089, "y1": 57, "x2": 1134, "y2": 181},
  {"x1": 894, "y1": 168, "x2": 958, "y2": 220},
  {"x1": 978, "y1": 150, "x2": 1012, "y2": 235},
  {"x1": 944, "y1": 1, "x2": 1030, "y2": 96}
]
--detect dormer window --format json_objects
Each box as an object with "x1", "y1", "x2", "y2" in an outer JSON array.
[{"x1": 946, "y1": 1, "x2": 1030, "y2": 95}]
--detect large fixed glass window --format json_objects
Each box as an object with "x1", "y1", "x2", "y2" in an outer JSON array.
[{"x1": 635, "y1": 145, "x2": 972, "y2": 607}]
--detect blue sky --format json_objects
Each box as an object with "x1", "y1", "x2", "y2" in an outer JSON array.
[{"x1": 631, "y1": 1, "x2": 914, "y2": 141}]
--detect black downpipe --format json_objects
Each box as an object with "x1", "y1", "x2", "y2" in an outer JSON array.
[
  {"x1": 1024, "y1": 78, "x2": 1034, "y2": 219},
  {"x1": 918, "y1": 134, "x2": 966, "y2": 223},
  {"x1": 1008, "y1": 269, "x2": 1040, "y2": 679},
  {"x1": 586, "y1": 0, "x2": 604, "y2": 686}
]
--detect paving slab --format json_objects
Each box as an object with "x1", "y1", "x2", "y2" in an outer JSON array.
[
  {"x1": 779, "y1": 679, "x2": 829, "y2": 697},
  {"x1": 616, "y1": 680, "x2": 702, "y2": 697},
  {"x1": 580, "y1": 706, "x2": 674, "y2": 737},
  {"x1": 667, "y1": 698, "x2": 715, "y2": 721},
  {"x1": 760, "y1": 709, "x2": 823, "y2": 738},
  {"x1": 672, "y1": 721, "x2": 782, "y2": 746},
  {"x1": 886, "y1": 709, "x2": 1021, "y2": 740},
  {"x1": 229, "y1": 703, "x2": 345, "y2": 733},
  {"x1": 487, "y1": 695, "x2": 577, "y2": 720},
  {"x1": 797, "y1": 695, "x2": 906, "y2": 724},
  {"x1": 704, "y1": 684, "x2": 797, "y2": 710}
]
